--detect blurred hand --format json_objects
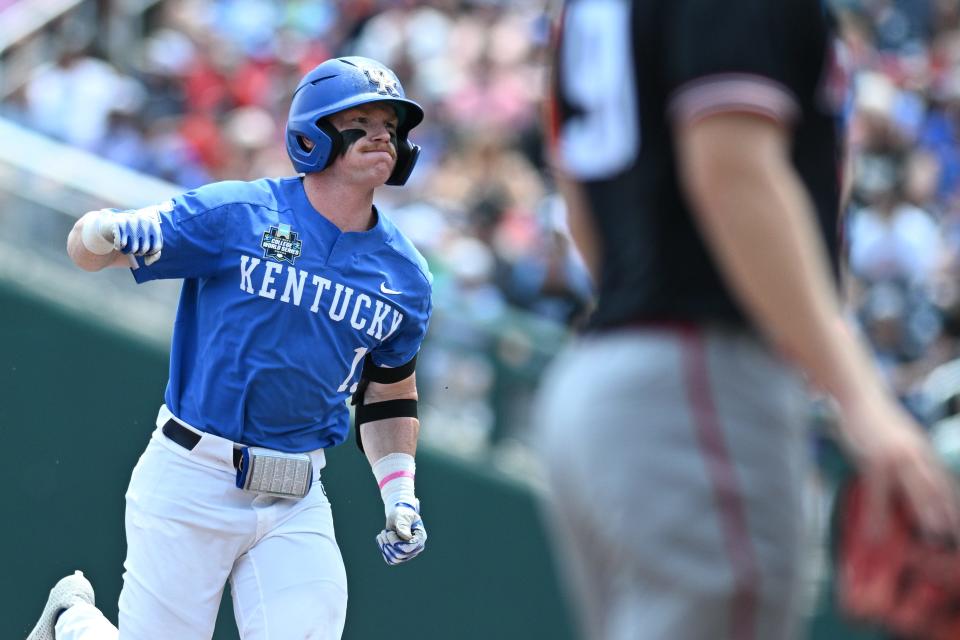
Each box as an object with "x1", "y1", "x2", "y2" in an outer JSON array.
[{"x1": 840, "y1": 394, "x2": 960, "y2": 541}]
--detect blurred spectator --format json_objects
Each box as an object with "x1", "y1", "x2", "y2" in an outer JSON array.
[
  {"x1": 847, "y1": 163, "x2": 943, "y2": 284},
  {"x1": 501, "y1": 194, "x2": 593, "y2": 327},
  {"x1": 823, "y1": 2, "x2": 960, "y2": 415},
  {"x1": 25, "y1": 48, "x2": 145, "y2": 150}
]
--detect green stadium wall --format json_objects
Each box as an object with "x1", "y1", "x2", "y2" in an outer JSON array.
[{"x1": 0, "y1": 281, "x2": 575, "y2": 640}]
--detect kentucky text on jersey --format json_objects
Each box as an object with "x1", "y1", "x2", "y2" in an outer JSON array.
[
  {"x1": 238, "y1": 255, "x2": 404, "y2": 340},
  {"x1": 129, "y1": 177, "x2": 433, "y2": 453}
]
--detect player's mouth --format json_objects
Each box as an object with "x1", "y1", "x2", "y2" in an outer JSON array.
[{"x1": 362, "y1": 146, "x2": 396, "y2": 160}]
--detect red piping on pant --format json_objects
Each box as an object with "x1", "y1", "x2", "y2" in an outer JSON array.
[{"x1": 680, "y1": 326, "x2": 759, "y2": 640}]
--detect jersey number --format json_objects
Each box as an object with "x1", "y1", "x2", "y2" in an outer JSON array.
[
  {"x1": 558, "y1": 0, "x2": 639, "y2": 179},
  {"x1": 338, "y1": 347, "x2": 369, "y2": 394}
]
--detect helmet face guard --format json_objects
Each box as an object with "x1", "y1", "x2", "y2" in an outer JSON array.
[{"x1": 285, "y1": 57, "x2": 424, "y2": 186}]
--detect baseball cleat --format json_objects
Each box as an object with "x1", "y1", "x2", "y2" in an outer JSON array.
[{"x1": 26, "y1": 570, "x2": 95, "y2": 640}]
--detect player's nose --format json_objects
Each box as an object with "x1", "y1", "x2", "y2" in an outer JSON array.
[{"x1": 368, "y1": 126, "x2": 391, "y2": 142}]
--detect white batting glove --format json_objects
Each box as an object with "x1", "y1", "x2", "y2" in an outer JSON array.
[
  {"x1": 81, "y1": 208, "x2": 164, "y2": 265},
  {"x1": 372, "y1": 453, "x2": 427, "y2": 565},
  {"x1": 378, "y1": 500, "x2": 427, "y2": 565}
]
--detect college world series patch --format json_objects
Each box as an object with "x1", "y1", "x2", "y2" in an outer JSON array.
[{"x1": 261, "y1": 224, "x2": 303, "y2": 265}]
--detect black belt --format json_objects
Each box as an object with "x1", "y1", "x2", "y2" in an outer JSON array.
[{"x1": 162, "y1": 419, "x2": 243, "y2": 469}]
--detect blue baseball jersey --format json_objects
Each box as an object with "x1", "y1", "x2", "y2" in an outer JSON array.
[{"x1": 130, "y1": 177, "x2": 433, "y2": 452}]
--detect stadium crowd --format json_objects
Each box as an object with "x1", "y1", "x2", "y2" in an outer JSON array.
[
  {"x1": 3, "y1": 0, "x2": 592, "y2": 333},
  {"x1": 4, "y1": 0, "x2": 960, "y2": 438},
  {"x1": 835, "y1": 0, "x2": 960, "y2": 421}
]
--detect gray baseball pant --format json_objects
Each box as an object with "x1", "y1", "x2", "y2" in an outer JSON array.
[{"x1": 534, "y1": 325, "x2": 810, "y2": 640}]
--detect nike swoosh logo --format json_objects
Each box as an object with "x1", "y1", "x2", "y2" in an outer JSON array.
[{"x1": 380, "y1": 282, "x2": 402, "y2": 295}]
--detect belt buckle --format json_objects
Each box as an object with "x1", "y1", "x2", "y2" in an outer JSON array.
[{"x1": 235, "y1": 447, "x2": 313, "y2": 499}]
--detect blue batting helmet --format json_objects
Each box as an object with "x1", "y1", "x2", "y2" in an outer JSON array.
[{"x1": 285, "y1": 56, "x2": 424, "y2": 186}]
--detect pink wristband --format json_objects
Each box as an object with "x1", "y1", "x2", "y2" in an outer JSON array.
[{"x1": 378, "y1": 470, "x2": 415, "y2": 489}]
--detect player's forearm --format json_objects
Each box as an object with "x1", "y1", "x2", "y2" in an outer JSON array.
[
  {"x1": 67, "y1": 213, "x2": 122, "y2": 271},
  {"x1": 360, "y1": 375, "x2": 419, "y2": 464},
  {"x1": 360, "y1": 417, "x2": 418, "y2": 464},
  {"x1": 556, "y1": 172, "x2": 601, "y2": 283},
  {"x1": 679, "y1": 116, "x2": 888, "y2": 420},
  {"x1": 365, "y1": 411, "x2": 426, "y2": 564}
]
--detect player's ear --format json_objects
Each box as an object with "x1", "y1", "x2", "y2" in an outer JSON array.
[{"x1": 297, "y1": 136, "x2": 315, "y2": 152}]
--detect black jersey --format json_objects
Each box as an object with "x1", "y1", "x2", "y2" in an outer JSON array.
[{"x1": 552, "y1": 0, "x2": 845, "y2": 328}]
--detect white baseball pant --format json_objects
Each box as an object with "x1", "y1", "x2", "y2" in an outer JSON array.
[{"x1": 56, "y1": 409, "x2": 346, "y2": 640}]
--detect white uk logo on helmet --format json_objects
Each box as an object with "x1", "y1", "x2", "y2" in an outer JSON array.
[{"x1": 365, "y1": 68, "x2": 400, "y2": 97}]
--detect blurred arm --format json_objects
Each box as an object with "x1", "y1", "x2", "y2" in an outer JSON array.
[
  {"x1": 675, "y1": 112, "x2": 890, "y2": 422},
  {"x1": 555, "y1": 171, "x2": 601, "y2": 284},
  {"x1": 675, "y1": 113, "x2": 960, "y2": 541}
]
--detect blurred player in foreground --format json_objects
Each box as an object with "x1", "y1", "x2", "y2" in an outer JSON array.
[
  {"x1": 535, "y1": 1, "x2": 960, "y2": 638},
  {"x1": 27, "y1": 56, "x2": 432, "y2": 640}
]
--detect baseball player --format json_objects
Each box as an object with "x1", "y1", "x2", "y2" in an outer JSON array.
[
  {"x1": 535, "y1": 1, "x2": 960, "y2": 639},
  {"x1": 27, "y1": 56, "x2": 431, "y2": 640}
]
